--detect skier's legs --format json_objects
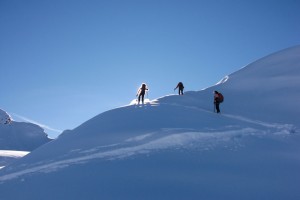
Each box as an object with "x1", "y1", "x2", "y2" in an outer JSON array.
[
  {"x1": 215, "y1": 102, "x2": 220, "y2": 113},
  {"x1": 138, "y1": 92, "x2": 145, "y2": 104},
  {"x1": 179, "y1": 88, "x2": 184, "y2": 95},
  {"x1": 141, "y1": 93, "x2": 145, "y2": 104}
]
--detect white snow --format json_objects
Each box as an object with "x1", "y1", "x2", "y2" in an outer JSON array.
[
  {"x1": 0, "y1": 150, "x2": 29, "y2": 169},
  {"x1": 0, "y1": 46, "x2": 299, "y2": 200},
  {"x1": 0, "y1": 150, "x2": 29, "y2": 158}
]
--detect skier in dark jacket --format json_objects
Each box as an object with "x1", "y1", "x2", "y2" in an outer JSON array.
[
  {"x1": 174, "y1": 82, "x2": 184, "y2": 95},
  {"x1": 136, "y1": 83, "x2": 149, "y2": 104},
  {"x1": 214, "y1": 91, "x2": 221, "y2": 113}
]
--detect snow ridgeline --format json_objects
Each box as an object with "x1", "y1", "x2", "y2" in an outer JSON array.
[{"x1": 0, "y1": 46, "x2": 299, "y2": 200}]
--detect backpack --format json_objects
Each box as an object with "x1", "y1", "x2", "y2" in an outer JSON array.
[
  {"x1": 178, "y1": 82, "x2": 184, "y2": 89},
  {"x1": 218, "y1": 93, "x2": 224, "y2": 103}
]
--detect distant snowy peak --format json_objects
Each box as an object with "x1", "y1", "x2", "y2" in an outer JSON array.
[
  {"x1": 0, "y1": 109, "x2": 12, "y2": 125},
  {"x1": 0, "y1": 108, "x2": 51, "y2": 151}
]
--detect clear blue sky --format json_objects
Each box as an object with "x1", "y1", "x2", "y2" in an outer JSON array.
[{"x1": 1, "y1": 0, "x2": 299, "y2": 138}]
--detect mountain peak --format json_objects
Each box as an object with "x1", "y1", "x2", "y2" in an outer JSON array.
[{"x1": 0, "y1": 109, "x2": 12, "y2": 125}]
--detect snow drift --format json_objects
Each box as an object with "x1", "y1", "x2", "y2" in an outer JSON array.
[{"x1": 0, "y1": 46, "x2": 299, "y2": 200}]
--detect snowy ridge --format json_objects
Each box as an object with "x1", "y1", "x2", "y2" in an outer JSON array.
[{"x1": 0, "y1": 46, "x2": 300, "y2": 200}]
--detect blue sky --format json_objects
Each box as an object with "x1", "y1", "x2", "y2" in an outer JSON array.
[{"x1": 1, "y1": 0, "x2": 299, "y2": 138}]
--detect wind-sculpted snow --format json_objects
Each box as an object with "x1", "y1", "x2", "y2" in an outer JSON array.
[
  {"x1": 0, "y1": 151, "x2": 29, "y2": 169},
  {"x1": 0, "y1": 119, "x2": 294, "y2": 182}
]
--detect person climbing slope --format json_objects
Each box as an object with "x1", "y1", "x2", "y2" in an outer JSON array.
[
  {"x1": 136, "y1": 83, "x2": 149, "y2": 104},
  {"x1": 174, "y1": 82, "x2": 184, "y2": 95},
  {"x1": 214, "y1": 90, "x2": 224, "y2": 113}
]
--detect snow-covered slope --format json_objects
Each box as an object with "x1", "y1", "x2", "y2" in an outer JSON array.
[
  {"x1": 158, "y1": 45, "x2": 300, "y2": 125},
  {"x1": 0, "y1": 108, "x2": 51, "y2": 151},
  {"x1": 0, "y1": 46, "x2": 299, "y2": 200}
]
